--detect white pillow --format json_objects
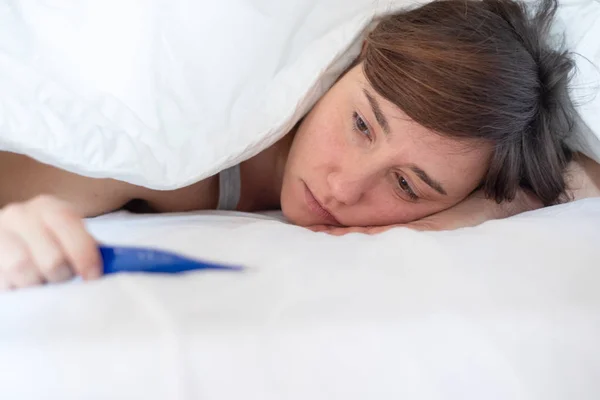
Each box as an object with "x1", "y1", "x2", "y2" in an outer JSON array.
[{"x1": 0, "y1": 0, "x2": 598, "y2": 190}]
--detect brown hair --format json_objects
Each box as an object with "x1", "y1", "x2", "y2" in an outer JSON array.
[{"x1": 362, "y1": 0, "x2": 575, "y2": 205}]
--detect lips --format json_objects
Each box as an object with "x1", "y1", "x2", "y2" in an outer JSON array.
[{"x1": 303, "y1": 182, "x2": 341, "y2": 225}]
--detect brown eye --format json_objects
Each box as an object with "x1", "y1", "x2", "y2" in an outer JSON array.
[
  {"x1": 353, "y1": 112, "x2": 371, "y2": 138},
  {"x1": 396, "y1": 174, "x2": 418, "y2": 200},
  {"x1": 398, "y1": 176, "x2": 410, "y2": 191}
]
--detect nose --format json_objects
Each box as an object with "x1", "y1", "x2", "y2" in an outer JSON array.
[{"x1": 326, "y1": 169, "x2": 375, "y2": 206}]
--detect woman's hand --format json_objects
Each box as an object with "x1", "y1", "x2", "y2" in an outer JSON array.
[
  {"x1": 0, "y1": 195, "x2": 101, "y2": 291},
  {"x1": 308, "y1": 188, "x2": 543, "y2": 235}
]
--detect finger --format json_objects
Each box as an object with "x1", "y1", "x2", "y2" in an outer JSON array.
[
  {"x1": 306, "y1": 225, "x2": 334, "y2": 233},
  {"x1": 364, "y1": 225, "x2": 395, "y2": 235},
  {"x1": 0, "y1": 268, "x2": 14, "y2": 292},
  {"x1": 307, "y1": 225, "x2": 365, "y2": 236},
  {"x1": 0, "y1": 277, "x2": 12, "y2": 292},
  {"x1": 405, "y1": 220, "x2": 440, "y2": 231},
  {"x1": 323, "y1": 227, "x2": 346, "y2": 236},
  {"x1": 326, "y1": 225, "x2": 394, "y2": 236},
  {"x1": 327, "y1": 227, "x2": 359, "y2": 236},
  {"x1": 312, "y1": 227, "x2": 350, "y2": 235},
  {"x1": 307, "y1": 224, "x2": 353, "y2": 233},
  {"x1": 40, "y1": 207, "x2": 102, "y2": 280},
  {"x1": 0, "y1": 229, "x2": 44, "y2": 289},
  {"x1": 4, "y1": 207, "x2": 73, "y2": 283}
]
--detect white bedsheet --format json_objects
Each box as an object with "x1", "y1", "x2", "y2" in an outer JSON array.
[{"x1": 1, "y1": 198, "x2": 600, "y2": 400}]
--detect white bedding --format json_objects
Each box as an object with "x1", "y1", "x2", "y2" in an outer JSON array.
[
  {"x1": 1, "y1": 198, "x2": 599, "y2": 400},
  {"x1": 0, "y1": 0, "x2": 599, "y2": 188}
]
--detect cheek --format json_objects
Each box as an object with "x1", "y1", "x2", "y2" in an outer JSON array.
[
  {"x1": 345, "y1": 186, "x2": 458, "y2": 225},
  {"x1": 292, "y1": 108, "x2": 347, "y2": 167}
]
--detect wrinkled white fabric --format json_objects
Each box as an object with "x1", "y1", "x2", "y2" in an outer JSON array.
[
  {"x1": 0, "y1": 0, "x2": 598, "y2": 190},
  {"x1": 0, "y1": 199, "x2": 599, "y2": 399}
]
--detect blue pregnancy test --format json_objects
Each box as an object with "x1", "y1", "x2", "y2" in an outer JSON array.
[{"x1": 99, "y1": 245, "x2": 243, "y2": 275}]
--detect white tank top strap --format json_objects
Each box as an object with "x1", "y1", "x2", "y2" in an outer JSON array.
[{"x1": 217, "y1": 164, "x2": 241, "y2": 211}]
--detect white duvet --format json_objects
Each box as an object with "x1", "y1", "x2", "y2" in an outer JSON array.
[
  {"x1": 0, "y1": 0, "x2": 599, "y2": 188},
  {"x1": 1, "y1": 199, "x2": 599, "y2": 400}
]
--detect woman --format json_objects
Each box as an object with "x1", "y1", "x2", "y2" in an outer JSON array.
[{"x1": 0, "y1": 0, "x2": 598, "y2": 290}]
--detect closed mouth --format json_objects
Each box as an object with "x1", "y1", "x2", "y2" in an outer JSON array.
[{"x1": 303, "y1": 182, "x2": 341, "y2": 225}]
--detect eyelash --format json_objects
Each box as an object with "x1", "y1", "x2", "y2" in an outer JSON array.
[
  {"x1": 396, "y1": 173, "x2": 419, "y2": 201},
  {"x1": 352, "y1": 112, "x2": 372, "y2": 140},
  {"x1": 352, "y1": 111, "x2": 419, "y2": 201}
]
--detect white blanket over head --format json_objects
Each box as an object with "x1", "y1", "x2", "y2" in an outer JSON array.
[{"x1": 0, "y1": 0, "x2": 598, "y2": 189}]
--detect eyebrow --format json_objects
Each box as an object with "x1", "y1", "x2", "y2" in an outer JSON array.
[
  {"x1": 410, "y1": 166, "x2": 448, "y2": 196},
  {"x1": 363, "y1": 89, "x2": 391, "y2": 135},
  {"x1": 362, "y1": 88, "x2": 447, "y2": 196}
]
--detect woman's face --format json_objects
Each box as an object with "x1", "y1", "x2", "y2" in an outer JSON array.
[{"x1": 280, "y1": 64, "x2": 492, "y2": 227}]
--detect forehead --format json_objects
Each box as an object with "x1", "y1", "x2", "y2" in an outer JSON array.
[
  {"x1": 343, "y1": 64, "x2": 492, "y2": 179},
  {"x1": 385, "y1": 119, "x2": 490, "y2": 183}
]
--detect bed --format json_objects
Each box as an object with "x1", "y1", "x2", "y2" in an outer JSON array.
[{"x1": 1, "y1": 199, "x2": 600, "y2": 399}]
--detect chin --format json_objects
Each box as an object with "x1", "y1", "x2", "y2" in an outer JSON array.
[
  {"x1": 280, "y1": 177, "x2": 331, "y2": 227},
  {"x1": 280, "y1": 198, "x2": 318, "y2": 227},
  {"x1": 281, "y1": 204, "x2": 308, "y2": 226}
]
